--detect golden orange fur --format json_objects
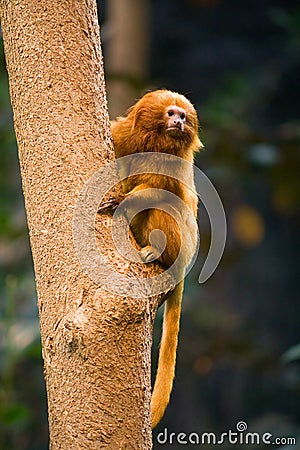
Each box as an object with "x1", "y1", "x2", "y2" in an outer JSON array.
[{"x1": 111, "y1": 90, "x2": 202, "y2": 428}]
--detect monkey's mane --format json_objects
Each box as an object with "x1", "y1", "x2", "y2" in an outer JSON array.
[{"x1": 113, "y1": 90, "x2": 202, "y2": 158}]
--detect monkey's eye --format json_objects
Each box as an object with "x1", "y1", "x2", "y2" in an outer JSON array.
[
  {"x1": 180, "y1": 112, "x2": 186, "y2": 120},
  {"x1": 167, "y1": 110, "x2": 175, "y2": 117}
]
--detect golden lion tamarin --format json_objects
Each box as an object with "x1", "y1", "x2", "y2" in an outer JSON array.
[{"x1": 110, "y1": 90, "x2": 202, "y2": 428}]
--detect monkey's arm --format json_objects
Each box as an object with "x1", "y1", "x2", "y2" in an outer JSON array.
[
  {"x1": 97, "y1": 191, "x2": 125, "y2": 213},
  {"x1": 98, "y1": 183, "x2": 152, "y2": 214}
]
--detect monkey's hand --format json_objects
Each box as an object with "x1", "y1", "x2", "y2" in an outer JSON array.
[{"x1": 98, "y1": 193, "x2": 125, "y2": 215}]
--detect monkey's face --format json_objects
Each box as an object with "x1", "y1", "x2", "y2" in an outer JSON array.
[
  {"x1": 165, "y1": 105, "x2": 187, "y2": 135},
  {"x1": 160, "y1": 100, "x2": 198, "y2": 151},
  {"x1": 124, "y1": 90, "x2": 201, "y2": 154}
]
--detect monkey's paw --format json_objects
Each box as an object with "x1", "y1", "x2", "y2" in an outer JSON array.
[
  {"x1": 140, "y1": 246, "x2": 161, "y2": 263},
  {"x1": 98, "y1": 196, "x2": 121, "y2": 214}
]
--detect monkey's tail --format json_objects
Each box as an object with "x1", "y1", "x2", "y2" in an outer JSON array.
[{"x1": 151, "y1": 279, "x2": 184, "y2": 429}]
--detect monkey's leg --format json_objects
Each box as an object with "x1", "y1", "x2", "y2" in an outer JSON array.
[
  {"x1": 141, "y1": 209, "x2": 181, "y2": 268},
  {"x1": 127, "y1": 187, "x2": 183, "y2": 266},
  {"x1": 124, "y1": 184, "x2": 159, "y2": 262}
]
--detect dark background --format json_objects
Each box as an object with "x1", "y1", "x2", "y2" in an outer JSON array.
[{"x1": 0, "y1": 1, "x2": 299, "y2": 448}]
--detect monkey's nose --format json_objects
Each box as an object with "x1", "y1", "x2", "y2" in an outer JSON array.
[{"x1": 172, "y1": 118, "x2": 182, "y2": 128}]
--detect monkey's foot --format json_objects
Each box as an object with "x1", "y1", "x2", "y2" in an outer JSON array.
[
  {"x1": 140, "y1": 246, "x2": 161, "y2": 263},
  {"x1": 98, "y1": 196, "x2": 121, "y2": 214}
]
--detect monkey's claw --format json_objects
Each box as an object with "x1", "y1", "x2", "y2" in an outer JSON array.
[
  {"x1": 140, "y1": 246, "x2": 161, "y2": 263},
  {"x1": 98, "y1": 197, "x2": 120, "y2": 214}
]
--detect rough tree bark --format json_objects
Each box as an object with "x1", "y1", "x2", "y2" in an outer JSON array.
[{"x1": 0, "y1": 1, "x2": 166, "y2": 448}]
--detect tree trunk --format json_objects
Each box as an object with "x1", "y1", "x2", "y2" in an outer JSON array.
[{"x1": 0, "y1": 1, "x2": 162, "y2": 448}]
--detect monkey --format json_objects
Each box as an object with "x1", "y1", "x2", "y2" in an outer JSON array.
[{"x1": 106, "y1": 90, "x2": 202, "y2": 428}]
